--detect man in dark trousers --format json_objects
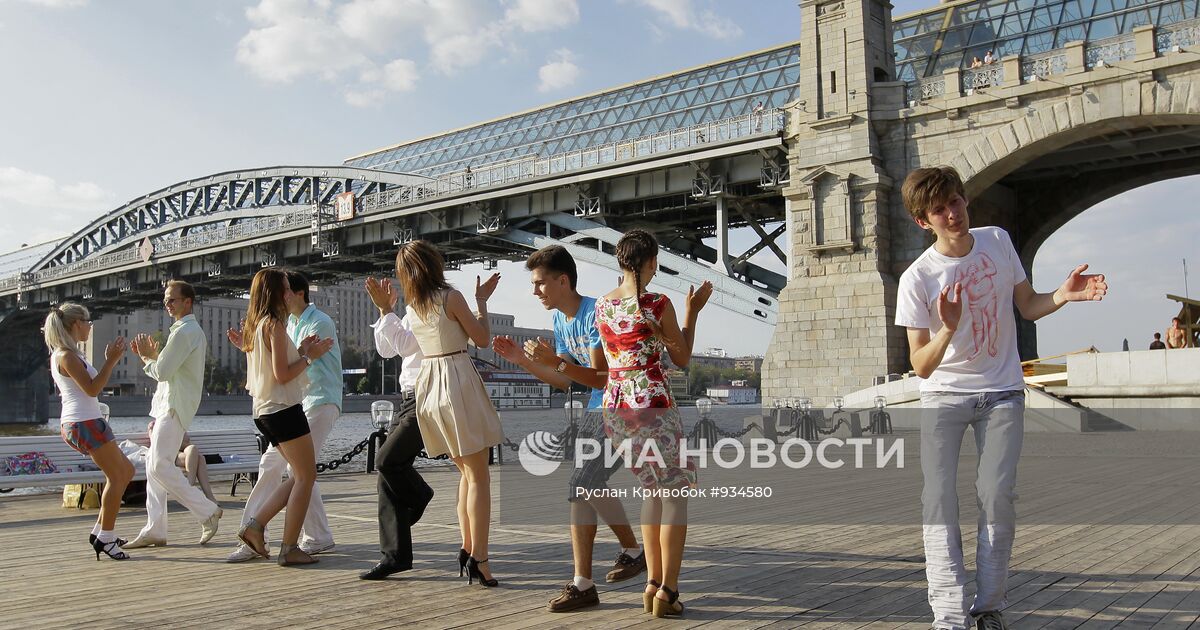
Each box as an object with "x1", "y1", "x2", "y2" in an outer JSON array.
[{"x1": 360, "y1": 276, "x2": 434, "y2": 579}]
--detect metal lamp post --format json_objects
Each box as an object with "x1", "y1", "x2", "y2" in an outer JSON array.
[{"x1": 366, "y1": 400, "x2": 394, "y2": 473}]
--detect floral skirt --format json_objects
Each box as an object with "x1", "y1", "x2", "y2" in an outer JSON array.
[{"x1": 601, "y1": 405, "x2": 697, "y2": 491}]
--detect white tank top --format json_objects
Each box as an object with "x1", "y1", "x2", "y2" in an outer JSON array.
[
  {"x1": 51, "y1": 351, "x2": 104, "y2": 423},
  {"x1": 246, "y1": 320, "x2": 307, "y2": 418}
]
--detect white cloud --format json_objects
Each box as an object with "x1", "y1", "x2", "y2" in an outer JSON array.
[
  {"x1": 237, "y1": 0, "x2": 370, "y2": 83},
  {"x1": 0, "y1": 167, "x2": 116, "y2": 250},
  {"x1": 537, "y1": 48, "x2": 580, "y2": 92},
  {"x1": 380, "y1": 58, "x2": 420, "y2": 92},
  {"x1": 626, "y1": 0, "x2": 742, "y2": 40},
  {"x1": 503, "y1": 0, "x2": 579, "y2": 33},
  {"x1": 236, "y1": 0, "x2": 579, "y2": 105},
  {"x1": 335, "y1": 0, "x2": 424, "y2": 50},
  {"x1": 0, "y1": 167, "x2": 114, "y2": 210},
  {"x1": 11, "y1": 0, "x2": 88, "y2": 7}
]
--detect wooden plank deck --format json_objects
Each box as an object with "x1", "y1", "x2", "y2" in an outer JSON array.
[{"x1": 2, "y1": 430, "x2": 1200, "y2": 628}]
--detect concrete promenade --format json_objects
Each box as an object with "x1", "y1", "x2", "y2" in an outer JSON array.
[{"x1": 2, "y1": 430, "x2": 1200, "y2": 628}]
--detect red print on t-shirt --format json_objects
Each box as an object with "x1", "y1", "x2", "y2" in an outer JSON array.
[{"x1": 954, "y1": 252, "x2": 1000, "y2": 359}]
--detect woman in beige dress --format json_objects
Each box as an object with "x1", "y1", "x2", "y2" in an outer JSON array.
[{"x1": 395, "y1": 241, "x2": 504, "y2": 587}]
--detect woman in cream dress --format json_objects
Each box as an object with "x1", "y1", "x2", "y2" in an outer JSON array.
[{"x1": 396, "y1": 240, "x2": 504, "y2": 587}]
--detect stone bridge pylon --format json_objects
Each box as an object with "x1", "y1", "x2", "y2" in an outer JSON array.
[{"x1": 763, "y1": 0, "x2": 1200, "y2": 403}]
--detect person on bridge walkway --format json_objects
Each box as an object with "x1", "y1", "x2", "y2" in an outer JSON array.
[
  {"x1": 44, "y1": 302, "x2": 135, "y2": 561},
  {"x1": 897, "y1": 166, "x2": 1108, "y2": 630},
  {"x1": 595, "y1": 229, "x2": 712, "y2": 618},
  {"x1": 396, "y1": 240, "x2": 504, "y2": 587},
  {"x1": 357, "y1": 275, "x2": 434, "y2": 580},
  {"x1": 492, "y1": 245, "x2": 647, "y2": 612},
  {"x1": 224, "y1": 270, "x2": 343, "y2": 563},
  {"x1": 1167, "y1": 316, "x2": 1189, "y2": 348},
  {"x1": 233, "y1": 268, "x2": 335, "y2": 566},
  {"x1": 125, "y1": 281, "x2": 224, "y2": 551}
]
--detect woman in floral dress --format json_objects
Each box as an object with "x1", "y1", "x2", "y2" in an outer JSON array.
[{"x1": 595, "y1": 229, "x2": 712, "y2": 617}]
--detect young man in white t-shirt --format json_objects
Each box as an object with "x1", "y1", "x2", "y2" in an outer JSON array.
[{"x1": 895, "y1": 167, "x2": 1108, "y2": 630}]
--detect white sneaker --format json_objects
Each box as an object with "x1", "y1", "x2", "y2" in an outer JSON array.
[
  {"x1": 225, "y1": 544, "x2": 260, "y2": 563},
  {"x1": 199, "y1": 507, "x2": 223, "y2": 545},
  {"x1": 299, "y1": 540, "x2": 335, "y2": 555}
]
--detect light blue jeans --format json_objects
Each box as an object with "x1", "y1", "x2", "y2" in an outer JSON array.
[{"x1": 920, "y1": 390, "x2": 1025, "y2": 630}]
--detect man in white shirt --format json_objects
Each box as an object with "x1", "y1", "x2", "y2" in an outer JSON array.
[
  {"x1": 125, "y1": 280, "x2": 223, "y2": 548},
  {"x1": 358, "y1": 276, "x2": 434, "y2": 580},
  {"x1": 896, "y1": 167, "x2": 1108, "y2": 630}
]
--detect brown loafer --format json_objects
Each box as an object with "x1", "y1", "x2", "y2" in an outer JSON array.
[
  {"x1": 547, "y1": 582, "x2": 600, "y2": 612},
  {"x1": 605, "y1": 551, "x2": 646, "y2": 583}
]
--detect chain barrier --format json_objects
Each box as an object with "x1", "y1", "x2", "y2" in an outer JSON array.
[
  {"x1": 334, "y1": 408, "x2": 891, "y2": 474},
  {"x1": 316, "y1": 436, "x2": 372, "y2": 473}
]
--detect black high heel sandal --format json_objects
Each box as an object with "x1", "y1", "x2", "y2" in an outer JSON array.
[
  {"x1": 458, "y1": 548, "x2": 470, "y2": 577},
  {"x1": 466, "y1": 556, "x2": 499, "y2": 587},
  {"x1": 92, "y1": 538, "x2": 129, "y2": 561},
  {"x1": 89, "y1": 534, "x2": 127, "y2": 547},
  {"x1": 653, "y1": 585, "x2": 683, "y2": 618}
]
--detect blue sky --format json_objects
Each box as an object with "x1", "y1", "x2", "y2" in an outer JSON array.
[{"x1": 0, "y1": 0, "x2": 1195, "y2": 359}]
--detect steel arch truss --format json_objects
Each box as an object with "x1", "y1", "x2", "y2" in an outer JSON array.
[
  {"x1": 34, "y1": 166, "x2": 430, "y2": 273},
  {"x1": 501, "y1": 213, "x2": 779, "y2": 326}
]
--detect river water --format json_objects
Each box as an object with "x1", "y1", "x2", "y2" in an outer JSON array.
[{"x1": 8, "y1": 397, "x2": 767, "y2": 495}]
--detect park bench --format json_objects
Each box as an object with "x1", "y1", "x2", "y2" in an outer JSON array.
[{"x1": 0, "y1": 429, "x2": 263, "y2": 495}]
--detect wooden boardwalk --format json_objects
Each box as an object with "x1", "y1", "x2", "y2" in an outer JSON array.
[{"x1": 3, "y1": 430, "x2": 1200, "y2": 628}]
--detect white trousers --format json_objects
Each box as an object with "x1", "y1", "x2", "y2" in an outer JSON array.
[
  {"x1": 921, "y1": 390, "x2": 1025, "y2": 630},
  {"x1": 139, "y1": 411, "x2": 220, "y2": 539},
  {"x1": 239, "y1": 403, "x2": 339, "y2": 546}
]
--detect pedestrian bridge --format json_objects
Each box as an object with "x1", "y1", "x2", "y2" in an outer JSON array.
[{"x1": 3, "y1": 0, "x2": 1200, "y2": 421}]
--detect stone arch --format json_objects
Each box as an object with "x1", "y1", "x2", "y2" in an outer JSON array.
[
  {"x1": 947, "y1": 80, "x2": 1200, "y2": 196},
  {"x1": 938, "y1": 86, "x2": 1200, "y2": 358}
]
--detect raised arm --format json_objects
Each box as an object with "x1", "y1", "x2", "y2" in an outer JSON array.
[
  {"x1": 1014, "y1": 263, "x2": 1107, "y2": 322},
  {"x1": 59, "y1": 338, "x2": 126, "y2": 398},
  {"x1": 654, "y1": 300, "x2": 693, "y2": 368},
  {"x1": 679, "y1": 281, "x2": 712, "y2": 356},
  {"x1": 907, "y1": 283, "x2": 962, "y2": 379},
  {"x1": 445, "y1": 275, "x2": 500, "y2": 348}
]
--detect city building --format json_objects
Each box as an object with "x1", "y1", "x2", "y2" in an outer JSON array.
[{"x1": 705, "y1": 386, "x2": 759, "y2": 405}]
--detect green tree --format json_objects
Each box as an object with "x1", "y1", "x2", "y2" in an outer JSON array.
[{"x1": 357, "y1": 376, "x2": 371, "y2": 394}]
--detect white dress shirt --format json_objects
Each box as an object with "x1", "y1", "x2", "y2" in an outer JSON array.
[{"x1": 371, "y1": 312, "x2": 424, "y2": 392}]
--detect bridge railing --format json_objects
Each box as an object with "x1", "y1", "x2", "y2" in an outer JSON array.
[
  {"x1": 905, "y1": 17, "x2": 1200, "y2": 104},
  {"x1": 1, "y1": 109, "x2": 788, "y2": 292},
  {"x1": 360, "y1": 109, "x2": 787, "y2": 214}
]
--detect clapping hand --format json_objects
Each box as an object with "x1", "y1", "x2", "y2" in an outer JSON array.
[
  {"x1": 522, "y1": 337, "x2": 559, "y2": 368},
  {"x1": 226, "y1": 322, "x2": 244, "y2": 349},
  {"x1": 476, "y1": 273, "x2": 501, "y2": 302},
  {"x1": 299, "y1": 334, "x2": 335, "y2": 361},
  {"x1": 130, "y1": 333, "x2": 160, "y2": 360},
  {"x1": 493, "y1": 336, "x2": 522, "y2": 363},
  {"x1": 937, "y1": 283, "x2": 964, "y2": 332},
  {"x1": 365, "y1": 277, "x2": 399, "y2": 314},
  {"x1": 104, "y1": 336, "x2": 127, "y2": 363},
  {"x1": 686, "y1": 281, "x2": 713, "y2": 315},
  {"x1": 1057, "y1": 264, "x2": 1108, "y2": 303}
]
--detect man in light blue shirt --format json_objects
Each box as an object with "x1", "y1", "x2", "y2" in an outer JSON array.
[
  {"x1": 226, "y1": 271, "x2": 344, "y2": 561},
  {"x1": 125, "y1": 280, "x2": 222, "y2": 549},
  {"x1": 493, "y1": 246, "x2": 644, "y2": 612}
]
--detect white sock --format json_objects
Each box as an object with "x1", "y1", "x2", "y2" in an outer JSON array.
[
  {"x1": 91, "y1": 523, "x2": 102, "y2": 536},
  {"x1": 623, "y1": 547, "x2": 642, "y2": 557},
  {"x1": 573, "y1": 576, "x2": 594, "y2": 591},
  {"x1": 97, "y1": 530, "x2": 116, "y2": 544}
]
